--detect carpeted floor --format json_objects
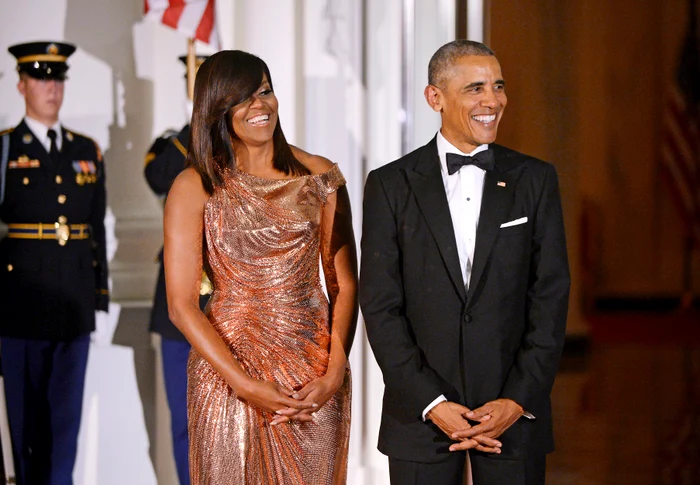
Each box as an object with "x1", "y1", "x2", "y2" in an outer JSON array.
[{"x1": 547, "y1": 309, "x2": 700, "y2": 484}]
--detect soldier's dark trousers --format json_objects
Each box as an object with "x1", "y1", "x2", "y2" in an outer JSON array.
[
  {"x1": 162, "y1": 337, "x2": 191, "y2": 485},
  {"x1": 1, "y1": 335, "x2": 89, "y2": 485}
]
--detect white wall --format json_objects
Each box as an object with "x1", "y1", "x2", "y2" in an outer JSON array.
[{"x1": 0, "y1": 1, "x2": 460, "y2": 483}]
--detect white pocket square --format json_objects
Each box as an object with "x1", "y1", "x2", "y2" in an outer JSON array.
[{"x1": 500, "y1": 217, "x2": 528, "y2": 228}]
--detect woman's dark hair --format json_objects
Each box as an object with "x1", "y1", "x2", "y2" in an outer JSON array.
[{"x1": 187, "y1": 50, "x2": 309, "y2": 194}]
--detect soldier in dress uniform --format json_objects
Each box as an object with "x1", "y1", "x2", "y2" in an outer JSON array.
[
  {"x1": 144, "y1": 54, "x2": 209, "y2": 485},
  {"x1": 0, "y1": 41, "x2": 109, "y2": 484}
]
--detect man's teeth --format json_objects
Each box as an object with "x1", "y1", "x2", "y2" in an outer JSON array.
[
  {"x1": 472, "y1": 114, "x2": 496, "y2": 123},
  {"x1": 248, "y1": 114, "x2": 269, "y2": 125}
]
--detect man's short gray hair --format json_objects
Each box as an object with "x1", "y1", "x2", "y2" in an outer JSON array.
[{"x1": 428, "y1": 40, "x2": 495, "y2": 88}]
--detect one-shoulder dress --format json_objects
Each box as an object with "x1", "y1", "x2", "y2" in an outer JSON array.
[{"x1": 187, "y1": 164, "x2": 351, "y2": 484}]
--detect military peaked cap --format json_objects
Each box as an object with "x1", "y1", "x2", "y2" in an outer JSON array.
[{"x1": 8, "y1": 41, "x2": 76, "y2": 81}]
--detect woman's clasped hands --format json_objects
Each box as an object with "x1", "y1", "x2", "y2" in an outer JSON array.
[
  {"x1": 255, "y1": 374, "x2": 342, "y2": 426},
  {"x1": 236, "y1": 378, "x2": 318, "y2": 424}
]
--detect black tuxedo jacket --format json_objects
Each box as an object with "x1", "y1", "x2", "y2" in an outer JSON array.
[
  {"x1": 0, "y1": 120, "x2": 109, "y2": 341},
  {"x1": 360, "y1": 137, "x2": 570, "y2": 463}
]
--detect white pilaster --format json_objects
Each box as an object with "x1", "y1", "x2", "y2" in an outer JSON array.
[
  {"x1": 364, "y1": 0, "x2": 403, "y2": 482},
  {"x1": 232, "y1": 0, "x2": 303, "y2": 145}
]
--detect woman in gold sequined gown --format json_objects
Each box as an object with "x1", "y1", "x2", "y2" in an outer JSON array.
[{"x1": 163, "y1": 50, "x2": 358, "y2": 484}]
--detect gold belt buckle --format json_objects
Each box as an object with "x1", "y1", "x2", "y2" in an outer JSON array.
[
  {"x1": 200, "y1": 272, "x2": 213, "y2": 295},
  {"x1": 55, "y1": 219, "x2": 70, "y2": 246}
]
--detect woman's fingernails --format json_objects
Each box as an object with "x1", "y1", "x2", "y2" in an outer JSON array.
[{"x1": 292, "y1": 393, "x2": 300, "y2": 399}]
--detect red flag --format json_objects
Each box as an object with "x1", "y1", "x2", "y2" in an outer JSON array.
[
  {"x1": 660, "y1": 0, "x2": 700, "y2": 245},
  {"x1": 144, "y1": 0, "x2": 218, "y2": 47}
]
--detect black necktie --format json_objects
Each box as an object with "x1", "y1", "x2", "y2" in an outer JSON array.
[
  {"x1": 47, "y1": 128, "x2": 60, "y2": 164},
  {"x1": 446, "y1": 150, "x2": 494, "y2": 175}
]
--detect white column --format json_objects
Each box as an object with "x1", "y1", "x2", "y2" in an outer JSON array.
[
  {"x1": 411, "y1": 0, "x2": 456, "y2": 150},
  {"x1": 365, "y1": 0, "x2": 403, "y2": 483},
  {"x1": 467, "y1": 0, "x2": 485, "y2": 42},
  {"x1": 232, "y1": 0, "x2": 303, "y2": 145},
  {"x1": 301, "y1": 0, "x2": 366, "y2": 481}
]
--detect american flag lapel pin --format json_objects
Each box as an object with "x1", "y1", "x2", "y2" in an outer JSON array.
[{"x1": 497, "y1": 181, "x2": 506, "y2": 187}]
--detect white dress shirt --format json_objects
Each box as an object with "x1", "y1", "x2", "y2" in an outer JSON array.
[
  {"x1": 422, "y1": 131, "x2": 489, "y2": 420},
  {"x1": 24, "y1": 116, "x2": 62, "y2": 152}
]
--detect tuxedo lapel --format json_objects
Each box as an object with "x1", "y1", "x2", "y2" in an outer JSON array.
[
  {"x1": 467, "y1": 149, "x2": 517, "y2": 301},
  {"x1": 407, "y1": 138, "x2": 466, "y2": 302}
]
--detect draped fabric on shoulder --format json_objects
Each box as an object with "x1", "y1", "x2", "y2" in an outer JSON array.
[{"x1": 188, "y1": 164, "x2": 351, "y2": 484}]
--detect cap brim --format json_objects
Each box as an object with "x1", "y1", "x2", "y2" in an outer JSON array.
[{"x1": 18, "y1": 62, "x2": 69, "y2": 81}]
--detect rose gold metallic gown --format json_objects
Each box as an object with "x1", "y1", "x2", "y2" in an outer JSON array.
[{"x1": 188, "y1": 164, "x2": 351, "y2": 484}]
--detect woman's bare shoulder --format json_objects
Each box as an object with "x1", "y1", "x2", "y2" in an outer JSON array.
[
  {"x1": 290, "y1": 145, "x2": 334, "y2": 175},
  {"x1": 169, "y1": 167, "x2": 209, "y2": 205}
]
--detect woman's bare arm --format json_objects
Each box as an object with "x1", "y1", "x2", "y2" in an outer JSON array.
[
  {"x1": 319, "y1": 185, "x2": 358, "y2": 382},
  {"x1": 291, "y1": 148, "x2": 358, "y2": 376}
]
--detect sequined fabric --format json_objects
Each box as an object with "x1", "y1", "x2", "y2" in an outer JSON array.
[{"x1": 188, "y1": 164, "x2": 351, "y2": 484}]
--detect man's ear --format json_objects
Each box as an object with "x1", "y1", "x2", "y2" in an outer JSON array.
[
  {"x1": 424, "y1": 84, "x2": 442, "y2": 113},
  {"x1": 17, "y1": 76, "x2": 26, "y2": 97}
]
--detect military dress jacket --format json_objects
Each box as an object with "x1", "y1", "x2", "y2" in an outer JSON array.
[{"x1": 0, "y1": 119, "x2": 109, "y2": 341}]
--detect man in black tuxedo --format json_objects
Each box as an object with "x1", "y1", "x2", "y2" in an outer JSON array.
[{"x1": 360, "y1": 40, "x2": 569, "y2": 484}]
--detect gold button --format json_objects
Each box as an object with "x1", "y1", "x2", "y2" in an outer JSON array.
[
  {"x1": 92, "y1": 260, "x2": 98, "y2": 267},
  {"x1": 58, "y1": 215, "x2": 67, "y2": 224},
  {"x1": 22, "y1": 177, "x2": 29, "y2": 185},
  {"x1": 6, "y1": 264, "x2": 13, "y2": 272},
  {"x1": 58, "y1": 194, "x2": 67, "y2": 204},
  {"x1": 55, "y1": 175, "x2": 63, "y2": 184}
]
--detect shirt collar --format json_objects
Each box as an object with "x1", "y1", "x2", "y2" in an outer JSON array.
[
  {"x1": 436, "y1": 131, "x2": 489, "y2": 176},
  {"x1": 24, "y1": 116, "x2": 62, "y2": 150}
]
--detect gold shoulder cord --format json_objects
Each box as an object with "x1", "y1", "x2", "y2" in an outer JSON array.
[{"x1": 173, "y1": 137, "x2": 187, "y2": 157}]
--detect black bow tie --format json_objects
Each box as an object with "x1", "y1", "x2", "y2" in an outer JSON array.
[{"x1": 446, "y1": 150, "x2": 494, "y2": 175}]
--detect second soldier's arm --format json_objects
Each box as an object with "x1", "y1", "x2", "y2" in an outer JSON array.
[
  {"x1": 144, "y1": 127, "x2": 189, "y2": 196},
  {"x1": 91, "y1": 141, "x2": 109, "y2": 311}
]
